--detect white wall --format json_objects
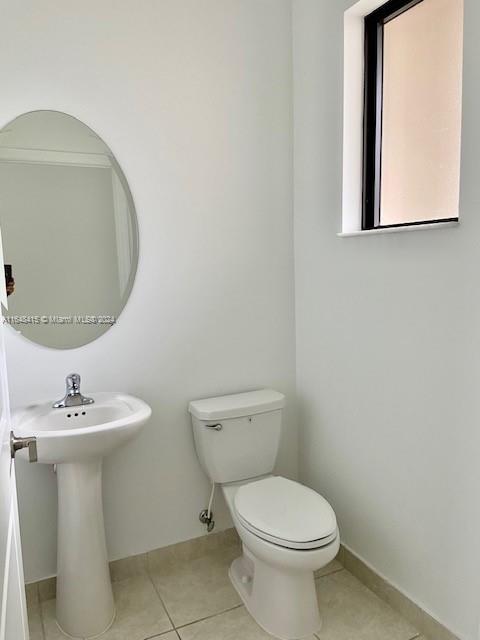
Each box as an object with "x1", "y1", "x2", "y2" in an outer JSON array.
[
  {"x1": 1, "y1": 0, "x2": 297, "y2": 582},
  {"x1": 293, "y1": 1, "x2": 480, "y2": 639}
]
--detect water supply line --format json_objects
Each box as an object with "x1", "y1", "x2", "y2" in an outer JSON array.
[{"x1": 199, "y1": 482, "x2": 216, "y2": 532}]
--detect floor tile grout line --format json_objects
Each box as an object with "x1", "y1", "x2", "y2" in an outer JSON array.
[
  {"x1": 36, "y1": 562, "x2": 344, "y2": 640},
  {"x1": 144, "y1": 561, "x2": 241, "y2": 635},
  {"x1": 37, "y1": 592, "x2": 47, "y2": 640},
  {"x1": 145, "y1": 550, "x2": 245, "y2": 632},
  {"x1": 144, "y1": 629, "x2": 181, "y2": 640},
  {"x1": 174, "y1": 603, "x2": 245, "y2": 630},
  {"x1": 145, "y1": 568, "x2": 177, "y2": 633}
]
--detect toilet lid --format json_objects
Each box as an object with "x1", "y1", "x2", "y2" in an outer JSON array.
[{"x1": 234, "y1": 476, "x2": 337, "y2": 550}]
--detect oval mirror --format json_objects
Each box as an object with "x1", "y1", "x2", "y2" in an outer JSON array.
[{"x1": 0, "y1": 111, "x2": 138, "y2": 349}]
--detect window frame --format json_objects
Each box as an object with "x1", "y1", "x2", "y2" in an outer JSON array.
[{"x1": 362, "y1": 0, "x2": 460, "y2": 230}]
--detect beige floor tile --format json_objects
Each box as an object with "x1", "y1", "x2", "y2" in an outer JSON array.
[
  {"x1": 148, "y1": 529, "x2": 241, "y2": 574},
  {"x1": 178, "y1": 606, "x2": 316, "y2": 640},
  {"x1": 315, "y1": 570, "x2": 419, "y2": 640},
  {"x1": 152, "y1": 633, "x2": 179, "y2": 640},
  {"x1": 42, "y1": 575, "x2": 172, "y2": 640},
  {"x1": 26, "y1": 583, "x2": 45, "y2": 640},
  {"x1": 149, "y1": 545, "x2": 241, "y2": 627}
]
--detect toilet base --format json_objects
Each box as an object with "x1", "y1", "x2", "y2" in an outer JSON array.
[{"x1": 229, "y1": 548, "x2": 322, "y2": 640}]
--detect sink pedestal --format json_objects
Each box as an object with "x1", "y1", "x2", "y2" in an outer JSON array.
[
  {"x1": 14, "y1": 391, "x2": 152, "y2": 637},
  {"x1": 55, "y1": 460, "x2": 115, "y2": 639}
]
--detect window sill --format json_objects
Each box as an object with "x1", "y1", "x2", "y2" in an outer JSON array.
[{"x1": 337, "y1": 220, "x2": 460, "y2": 237}]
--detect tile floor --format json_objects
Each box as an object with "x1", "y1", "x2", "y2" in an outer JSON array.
[{"x1": 27, "y1": 545, "x2": 422, "y2": 640}]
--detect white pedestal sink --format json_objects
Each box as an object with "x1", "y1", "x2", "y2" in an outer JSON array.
[{"x1": 14, "y1": 392, "x2": 151, "y2": 639}]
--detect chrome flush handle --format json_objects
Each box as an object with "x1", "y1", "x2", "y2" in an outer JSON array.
[{"x1": 205, "y1": 423, "x2": 223, "y2": 431}]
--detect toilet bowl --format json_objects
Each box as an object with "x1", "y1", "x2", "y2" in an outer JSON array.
[
  {"x1": 223, "y1": 477, "x2": 339, "y2": 639},
  {"x1": 189, "y1": 389, "x2": 339, "y2": 640}
]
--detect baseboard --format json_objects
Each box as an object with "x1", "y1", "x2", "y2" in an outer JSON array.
[{"x1": 340, "y1": 544, "x2": 461, "y2": 640}]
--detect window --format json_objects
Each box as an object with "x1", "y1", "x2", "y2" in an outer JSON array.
[{"x1": 362, "y1": 0, "x2": 464, "y2": 230}]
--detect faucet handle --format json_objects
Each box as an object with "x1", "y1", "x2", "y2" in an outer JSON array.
[{"x1": 66, "y1": 373, "x2": 81, "y2": 393}]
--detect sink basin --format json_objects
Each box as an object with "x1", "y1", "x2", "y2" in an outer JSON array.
[
  {"x1": 15, "y1": 392, "x2": 151, "y2": 463},
  {"x1": 14, "y1": 391, "x2": 152, "y2": 639}
]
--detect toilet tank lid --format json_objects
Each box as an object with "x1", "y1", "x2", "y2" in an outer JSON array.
[{"x1": 188, "y1": 389, "x2": 285, "y2": 420}]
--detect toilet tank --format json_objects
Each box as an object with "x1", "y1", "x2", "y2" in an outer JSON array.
[{"x1": 189, "y1": 389, "x2": 285, "y2": 484}]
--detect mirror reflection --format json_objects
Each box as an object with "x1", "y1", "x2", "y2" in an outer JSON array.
[{"x1": 0, "y1": 110, "x2": 138, "y2": 349}]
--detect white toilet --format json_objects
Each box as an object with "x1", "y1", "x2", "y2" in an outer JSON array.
[{"x1": 189, "y1": 389, "x2": 339, "y2": 640}]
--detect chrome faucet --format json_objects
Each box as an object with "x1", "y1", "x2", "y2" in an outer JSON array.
[{"x1": 53, "y1": 373, "x2": 94, "y2": 409}]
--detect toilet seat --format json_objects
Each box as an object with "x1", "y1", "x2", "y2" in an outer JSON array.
[{"x1": 234, "y1": 476, "x2": 337, "y2": 550}]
